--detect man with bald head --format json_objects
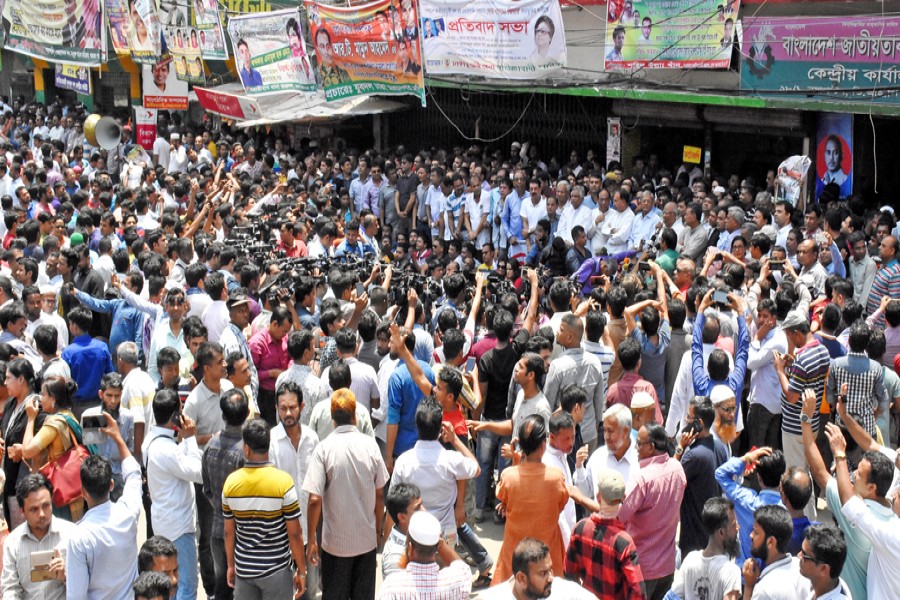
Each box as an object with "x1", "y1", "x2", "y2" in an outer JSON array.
[{"x1": 866, "y1": 234, "x2": 900, "y2": 327}]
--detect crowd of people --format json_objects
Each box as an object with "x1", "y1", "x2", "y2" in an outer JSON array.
[{"x1": 0, "y1": 95, "x2": 896, "y2": 600}]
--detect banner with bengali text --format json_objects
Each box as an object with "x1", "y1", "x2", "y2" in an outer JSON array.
[
  {"x1": 306, "y1": 0, "x2": 425, "y2": 104},
  {"x1": 106, "y1": 0, "x2": 162, "y2": 62},
  {"x1": 55, "y1": 64, "x2": 91, "y2": 94},
  {"x1": 3, "y1": 0, "x2": 104, "y2": 65},
  {"x1": 228, "y1": 9, "x2": 317, "y2": 95},
  {"x1": 193, "y1": 0, "x2": 228, "y2": 60},
  {"x1": 420, "y1": 0, "x2": 566, "y2": 78},
  {"x1": 135, "y1": 106, "x2": 158, "y2": 151},
  {"x1": 741, "y1": 16, "x2": 900, "y2": 104},
  {"x1": 142, "y1": 61, "x2": 189, "y2": 109},
  {"x1": 603, "y1": 0, "x2": 737, "y2": 70}
]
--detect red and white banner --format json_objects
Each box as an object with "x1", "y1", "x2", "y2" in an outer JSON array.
[
  {"x1": 194, "y1": 87, "x2": 261, "y2": 120},
  {"x1": 134, "y1": 106, "x2": 158, "y2": 151}
]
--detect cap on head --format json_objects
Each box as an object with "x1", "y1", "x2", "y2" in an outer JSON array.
[
  {"x1": 782, "y1": 309, "x2": 809, "y2": 331},
  {"x1": 407, "y1": 511, "x2": 441, "y2": 546},
  {"x1": 226, "y1": 291, "x2": 249, "y2": 309},
  {"x1": 630, "y1": 391, "x2": 654, "y2": 410},
  {"x1": 710, "y1": 384, "x2": 735, "y2": 405},
  {"x1": 597, "y1": 469, "x2": 625, "y2": 504}
]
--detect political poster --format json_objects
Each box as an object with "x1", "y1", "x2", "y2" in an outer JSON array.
[
  {"x1": 168, "y1": 26, "x2": 206, "y2": 83},
  {"x1": 776, "y1": 155, "x2": 811, "y2": 205},
  {"x1": 193, "y1": 0, "x2": 228, "y2": 60},
  {"x1": 741, "y1": 16, "x2": 900, "y2": 104},
  {"x1": 228, "y1": 9, "x2": 316, "y2": 95},
  {"x1": 142, "y1": 60, "x2": 189, "y2": 109},
  {"x1": 134, "y1": 106, "x2": 158, "y2": 151},
  {"x1": 2, "y1": 0, "x2": 104, "y2": 65},
  {"x1": 116, "y1": 0, "x2": 162, "y2": 63},
  {"x1": 306, "y1": 0, "x2": 426, "y2": 104},
  {"x1": 420, "y1": 0, "x2": 566, "y2": 78},
  {"x1": 606, "y1": 117, "x2": 621, "y2": 166},
  {"x1": 815, "y1": 113, "x2": 852, "y2": 201},
  {"x1": 55, "y1": 64, "x2": 91, "y2": 94},
  {"x1": 603, "y1": 0, "x2": 737, "y2": 70}
]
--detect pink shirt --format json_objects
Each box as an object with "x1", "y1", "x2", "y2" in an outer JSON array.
[
  {"x1": 606, "y1": 371, "x2": 663, "y2": 424},
  {"x1": 249, "y1": 328, "x2": 290, "y2": 391},
  {"x1": 617, "y1": 453, "x2": 686, "y2": 580}
]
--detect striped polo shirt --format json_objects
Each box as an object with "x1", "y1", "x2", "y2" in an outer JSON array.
[
  {"x1": 222, "y1": 462, "x2": 301, "y2": 579},
  {"x1": 781, "y1": 339, "x2": 831, "y2": 436}
]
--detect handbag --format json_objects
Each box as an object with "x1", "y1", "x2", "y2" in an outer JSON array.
[{"x1": 38, "y1": 417, "x2": 89, "y2": 508}]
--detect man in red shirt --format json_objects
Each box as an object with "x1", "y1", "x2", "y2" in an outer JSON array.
[
  {"x1": 277, "y1": 220, "x2": 307, "y2": 258},
  {"x1": 248, "y1": 305, "x2": 292, "y2": 425}
]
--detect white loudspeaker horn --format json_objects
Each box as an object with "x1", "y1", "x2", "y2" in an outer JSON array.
[{"x1": 83, "y1": 114, "x2": 123, "y2": 150}]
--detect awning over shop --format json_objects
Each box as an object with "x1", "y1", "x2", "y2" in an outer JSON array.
[{"x1": 192, "y1": 84, "x2": 408, "y2": 126}]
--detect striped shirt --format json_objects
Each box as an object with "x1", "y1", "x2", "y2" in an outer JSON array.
[
  {"x1": 781, "y1": 340, "x2": 831, "y2": 436},
  {"x1": 222, "y1": 462, "x2": 301, "y2": 579},
  {"x1": 866, "y1": 259, "x2": 900, "y2": 327}
]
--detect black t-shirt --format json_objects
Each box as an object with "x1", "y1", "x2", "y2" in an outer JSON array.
[
  {"x1": 478, "y1": 329, "x2": 530, "y2": 421},
  {"x1": 396, "y1": 171, "x2": 418, "y2": 212}
]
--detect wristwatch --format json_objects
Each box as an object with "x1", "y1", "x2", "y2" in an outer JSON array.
[
  {"x1": 800, "y1": 413, "x2": 812, "y2": 425},
  {"x1": 834, "y1": 451, "x2": 847, "y2": 461},
  {"x1": 675, "y1": 445, "x2": 685, "y2": 456}
]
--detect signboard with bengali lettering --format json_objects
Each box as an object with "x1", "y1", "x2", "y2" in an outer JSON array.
[{"x1": 741, "y1": 16, "x2": 900, "y2": 104}]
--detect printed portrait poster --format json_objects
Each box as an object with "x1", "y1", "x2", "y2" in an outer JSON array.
[
  {"x1": 3, "y1": 0, "x2": 104, "y2": 65},
  {"x1": 420, "y1": 0, "x2": 566, "y2": 78},
  {"x1": 168, "y1": 26, "x2": 206, "y2": 83},
  {"x1": 193, "y1": 0, "x2": 228, "y2": 60},
  {"x1": 142, "y1": 59, "x2": 189, "y2": 110},
  {"x1": 129, "y1": 0, "x2": 163, "y2": 63},
  {"x1": 815, "y1": 113, "x2": 852, "y2": 201},
  {"x1": 228, "y1": 9, "x2": 317, "y2": 95},
  {"x1": 603, "y1": 0, "x2": 737, "y2": 70},
  {"x1": 306, "y1": 0, "x2": 426, "y2": 104},
  {"x1": 606, "y1": 117, "x2": 621, "y2": 166}
]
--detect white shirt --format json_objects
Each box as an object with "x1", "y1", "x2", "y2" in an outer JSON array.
[
  {"x1": 748, "y1": 329, "x2": 788, "y2": 414},
  {"x1": 465, "y1": 192, "x2": 492, "y2": 248},
  {"x1": 392, "y1": 439, "x2": 478, "y2": 535},
  {"x1": 153, "y1": 137, "x2": 170, "y2": 170},
  {"x1": 557, "y1": 202, "x2": 594, "y2": 245},
  {"x1": 202, "y1": 300, "x2": 230, "y2": 343},
  {"x1": 26, "y1": 310, "x2": 69, "y2": 352},
  {"x1": 168, "y1": 145, "x2": 188, "y2": 173},
  {"x1": 374, "y1": 356, "x2": 400, "y2": 442},
  {"x1": 750, "y1": 556, "x2": 810, "y2": 600},
  {"x1": 599, "y1": 206, "x2": 635, "y2": 254},
  {"x1": 66, "y1": 456, "x2": 142, "y2": 600},
  {"x1": 269, "y1": 423, "x2": 319, "y2": 541},
  {"x1": 142, "y1": 427, "x2": 203, "y2": 541},
  {"x1": 186, "y1": 290, "x2": 212, "y2": 320},
  {"x1": 543, "y1": 444, "x2": 577, "y2": 546},
  {"x1": 520, "y1": 197, "x2": 548, "y2": 239},
  {"x1": 321, "y1": 357, "x2": 379, "y2": 412},
  {"x1": 478, "y1": 577, "x2": 597, "y2": 600},
  {"x1": 575, "y1": 440, "x2": 640, "y2": 499},
  {"x1": 672, "y1": 551, "x2": 741, "y2": 600},
  {"x1": 841, "y1": 495, "x2": 900, "y2": 600},
  {"x1": 426, "y1": 185, "x2": 446, "y2": 237}
]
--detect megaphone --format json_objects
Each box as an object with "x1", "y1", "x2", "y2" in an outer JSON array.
[{"x1": 83, "y1": 114, "x2": 123, "y2": 151}]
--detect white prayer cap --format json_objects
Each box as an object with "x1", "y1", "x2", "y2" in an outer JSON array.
[
  {"x1": 408, "y1": 511, "x2": 441, "y2": 546},
  {"x1": 710, "y1": 384, "x2": 735, "y2": 405}
]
